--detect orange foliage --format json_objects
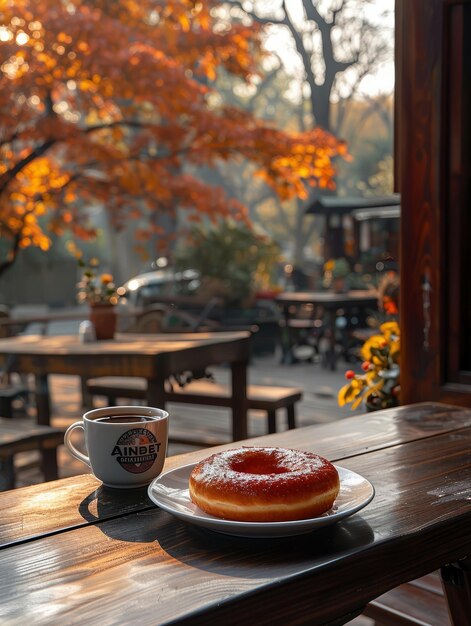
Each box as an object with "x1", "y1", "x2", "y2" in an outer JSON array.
[{"x1": 0, "y1": 0, "x2": 345, "y2": 269}]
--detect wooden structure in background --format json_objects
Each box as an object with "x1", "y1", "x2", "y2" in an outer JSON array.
[
  {"x1": 305, "y1": 194, "x2": 400, "y2": 266},
  {"x1": 397, "y1": 0, "x2": 471, "y2": 406}
]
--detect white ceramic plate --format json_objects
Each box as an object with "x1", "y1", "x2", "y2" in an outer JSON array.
[{"x1": 148, "y1": 463, "x2": 375, "y2": 538}]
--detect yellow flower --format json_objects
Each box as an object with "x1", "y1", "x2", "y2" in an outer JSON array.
[
  {"x1": 389, "y1": 338, "x2": 400, "y2": 362},
  {"x1": 76, "y1": 260, "x2": 119, "y2": 305},
  {"x1": 379, "y1": 321, "x2": 400, "y2": 338},
  {"x1": 360, "y1": 334, "x2": 387, "y2": 361}
]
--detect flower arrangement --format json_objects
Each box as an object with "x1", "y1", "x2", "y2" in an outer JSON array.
[
  {"x1": 323, "y1": 257, "x2": 351, "y2": 291},
  {"x1": 76, "y1": 259, "x2": 119, "y2": 306},
  {"x1": 324, "y1": 257, "x2": 350, "y2": 279},
  {"x1": 338, "y1": 321, "x2": 400, "y2": 411}
]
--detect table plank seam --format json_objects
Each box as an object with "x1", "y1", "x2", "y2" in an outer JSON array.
[{"x1": 0, "y1": 505, "x2": 158, "y2": 552}]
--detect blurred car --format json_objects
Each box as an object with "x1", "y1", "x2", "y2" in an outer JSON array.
[
  {"x1": 119, "y1": 268, "x2": 281, "y2": 355},
  {"x1": 118, "y1": 269, "x2": 201, "y2": 308}
]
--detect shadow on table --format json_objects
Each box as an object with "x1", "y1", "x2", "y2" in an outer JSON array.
[{"x1": 79, "y1": 485, "x2": 374, "y2": 578}]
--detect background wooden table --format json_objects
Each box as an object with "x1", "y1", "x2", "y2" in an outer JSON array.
[
  {"x1": 276, "y1": 290, "x2": 378, "y2": 368},
  {"x1": 0, "y1": 402, "x2": 469, "y2": 625},
  {"x1": 0, "y1": 331, "x2": 252, "y2": 439}
]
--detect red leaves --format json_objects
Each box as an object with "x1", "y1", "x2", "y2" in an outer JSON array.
[{"x1": 0, "y1": 0, "x2": 345, "y2": 261}]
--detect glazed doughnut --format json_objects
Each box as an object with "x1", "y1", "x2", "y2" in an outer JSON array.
[{"x1": 189, "y1": 446, "x2": 340, "y2": 522}]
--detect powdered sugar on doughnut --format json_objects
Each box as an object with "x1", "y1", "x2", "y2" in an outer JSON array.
[{"x1": 189, "y1": 446, "x2": 340, "y2": 522}]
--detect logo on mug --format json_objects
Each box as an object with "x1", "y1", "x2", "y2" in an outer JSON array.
[{"x1": 111, "y1": 428, "x2": 161, "y2": 474}]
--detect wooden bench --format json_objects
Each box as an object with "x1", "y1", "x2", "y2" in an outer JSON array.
[
  {"x1": 85, "y1": 377, "x2": 302, "y2": 437},
  {"x1": 363, "y1": 571, "x2": 451, "y2": 625},
  {"x1": 0, "y1": 417, "x2": 64, "y2": 490}
]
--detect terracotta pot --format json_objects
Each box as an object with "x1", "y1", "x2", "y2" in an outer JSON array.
[{"x1": 89, "y1": 304, "x2": 117, "y2": 340}]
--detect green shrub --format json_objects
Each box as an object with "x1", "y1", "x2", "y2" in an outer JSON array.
[{"x1": 175, "y1": 222, "x2": 281, "y2": 307}]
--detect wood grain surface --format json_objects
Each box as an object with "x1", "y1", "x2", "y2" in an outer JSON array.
[
  {"x1": 0, "y1": 332, "x2": 251, "y2": 378},
  {"x1": 1, "y1": 402, "x2": 469, "y2": 548},
  {"x1": 0, "y1": 403, "x2": 470, "y2": 625}
]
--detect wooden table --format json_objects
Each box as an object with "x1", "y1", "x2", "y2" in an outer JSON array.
[
  {"x1": 0, "y1": 332, "x2": 251, "y2": 439},
  {"x1": 0, "y1": 402, "x2": 469, "y2": 625},
  {"x1": 276, "y1": 290, "x2": 378, "y2": 368}
]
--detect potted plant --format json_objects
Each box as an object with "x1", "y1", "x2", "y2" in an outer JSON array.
[{"x1": 77, "y1": 259, "x2": 120, "y2": 340}]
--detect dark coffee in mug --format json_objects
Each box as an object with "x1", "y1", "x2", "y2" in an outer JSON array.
[{"x1": 95, "y1": 415, "x2": 161, "y2": 424}]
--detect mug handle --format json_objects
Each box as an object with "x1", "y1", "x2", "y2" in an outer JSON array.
[{"x1": 64, "y1": 422, "x2": 91, "y2": 467}]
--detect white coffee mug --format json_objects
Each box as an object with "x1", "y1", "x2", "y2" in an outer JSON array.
[{"x1": 64, "y1": 406, "x2": 169, "y2": 488}]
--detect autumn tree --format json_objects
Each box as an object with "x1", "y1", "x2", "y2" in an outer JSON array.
[
  {"x1": 0, "y1": 0, "x2": 345, "y2": 277},
  {"x1": 228, "y1": 0, "x2": 392, "y2": 134},
  {"x1": 224, "y1": 0, "x2": 394, "y2": 263},
  {"x1": 194, "y1": 59, "x2": 298, "y2": 225}
]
